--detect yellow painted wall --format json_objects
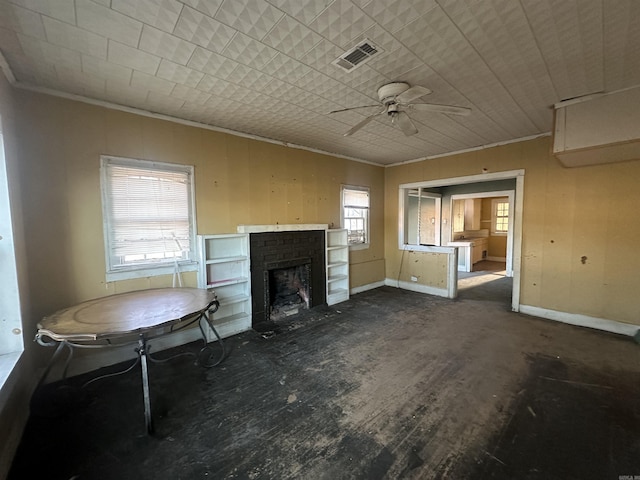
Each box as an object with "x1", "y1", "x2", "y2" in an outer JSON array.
[
  {"x1": 10, "y1": 89, "x2": 384, "y2": 328},
  {"x1": 385, "y1": 137, "x2": 640, "y2": 325}
]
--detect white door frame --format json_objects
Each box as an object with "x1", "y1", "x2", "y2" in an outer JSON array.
[
  {"x1": 450, "y1": 190, "x2": 514, "y2": 275},
  {"x1": 409, "y1": 170, "x2": 525, "y2": 312}
]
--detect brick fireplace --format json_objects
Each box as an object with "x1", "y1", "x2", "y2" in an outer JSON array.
[{"x1": 248, "y1": 229, "x2": 326, "y2": 330}]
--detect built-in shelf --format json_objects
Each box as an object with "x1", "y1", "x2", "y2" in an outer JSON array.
[
  {"x1": 197, "y1": 234, "x2": 252, "y2": 339},
  {"x1": 325, "y1": 229, "x2": 349, "y2": 305}
]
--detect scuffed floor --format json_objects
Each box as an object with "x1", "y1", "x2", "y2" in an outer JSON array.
[{"x1": 9, "y1": 283, "x2": 640, "y2": 479}]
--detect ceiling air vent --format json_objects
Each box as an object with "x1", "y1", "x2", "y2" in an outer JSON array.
[{"x1": 332, "y1": 39, "x2": 382, "y2": 72}]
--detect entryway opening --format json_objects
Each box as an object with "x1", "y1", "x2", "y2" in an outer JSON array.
[{"x1": 399, "y1": 170, "x2": 524, "y2": 312}]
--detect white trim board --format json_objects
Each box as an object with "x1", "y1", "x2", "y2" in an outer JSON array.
[
  {"x1": 350, "y1": 280, "x2": 385, "y2": 295},
  {"x1": 519, "y1": 305, "x2": 639, "y2": 337},
  {"x1": 384, "y1": 278, "x2": 453, "y2": 299},
  {"x1": 237, "y1": 224, "x2": 328, "y2": 233}
]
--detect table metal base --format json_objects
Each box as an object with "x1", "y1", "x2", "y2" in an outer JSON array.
[{"x1": 35, "y1": 300, "x2": 225, "y2": 435}]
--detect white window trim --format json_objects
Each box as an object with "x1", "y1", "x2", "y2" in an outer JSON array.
[
  {"x1": 491, "y1": 197, "x2": 509, "y2": 236},
  {"x1": 341, "y1": 185, "x2": 370, "y2": 250},
  {"x1": 0, "y1": 121, "x2": 25, "y2": 391},
  {"x1": 100, "y1": 155, "x2": 198, "y2": 282}
]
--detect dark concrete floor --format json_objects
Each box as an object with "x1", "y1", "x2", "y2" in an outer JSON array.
[{"x1": 9, "y1": 276, "x2": 640, "y2": 480}]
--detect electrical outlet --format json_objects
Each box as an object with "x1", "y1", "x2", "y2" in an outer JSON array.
[{"x1": 410, "y1": 275, "x2": 418, "y2": 282}]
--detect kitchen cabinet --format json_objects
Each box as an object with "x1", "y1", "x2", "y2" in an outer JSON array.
[
  {"x1": 471, "y1": 238, "x2": 488, "y2": 265},
  {"x1": 464, "y1": 199, "x2": 482, "y2": 231}
]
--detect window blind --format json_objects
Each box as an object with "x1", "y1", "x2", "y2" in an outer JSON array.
[
  {"x1": 343, "y1": 188, "x2": 369, "y2": 207},
  {"x1": 105, "y1": 164, "x2": 191, "y2": 263}
]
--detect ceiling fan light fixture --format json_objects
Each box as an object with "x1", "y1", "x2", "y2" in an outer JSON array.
[{"x1": 329, "y1": 82, "x2": 471, "y2": 137}]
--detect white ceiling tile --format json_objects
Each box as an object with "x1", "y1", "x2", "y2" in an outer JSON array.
[
  {"x1": 221, "y1": 31, "x2": 279, "y2": 70},
  {"x1": 230, "y1": 64, "x2": 272, "y2": 90},
  {"x1": 196, "y1": 74, "x2": 240, "y2": 97},
  {"x1": 261, "y1": 52, "x2": 311, "y2": 82},
  {"x1": 308, "y1": 0, "x2": 375, "y2": 48},
  {"x1": 17, "y1": 33, "x2": 81, "y2": 70},
  {"x1": 76, "y1": 0, "x2": 143, "y2": 47},
  {"x1": 214, "y1": 0, "x2": 284, "y2": 40},
  {"x1": 300, "y1": 38, "x2": 342, "y2": 72},
  {"x1": 362, "y1": 0, "x2": 438, "y2": 34},
  {"x1": 178, "y1": 0, "x2": 224, "y2": 18},
  {"x1": 265, "y1": 0, "x2": 330, "y2": 25},
  {"x1": 156, "y1": 58, "x2": 203, "y2": 87},
  {"x1": 55, "y1": 65, "x2": 106, "y2": 95},
  {"x1": 4, "y1": 51, "x2": 57, "y2": 83},
  {"x1": 131, "y1": 69, "x2": 175, "y2": 94},
  {"x1": 603, "y1": 0, "x2": 640, "y2": 91},
  {"x1": 187, "y1": 46, "x2": 240, "y2": 78},
  {"x1": 42, "y1": 16, "x2": 108, "y2": 59},
  {"x1": 521, "y1": 0, "x2": 604, "y2": 100},
  {"x1": 145, "y1": 90, "x2": 186, "y2": 111},
  {"x1": 262, "y1": 14, "x2": 322, "y2": 59},
  {"x1": 139, "y1": 24, "x2": 197, "y2": 65},
  {"x1": 2, "y1": 0, "x2": 639, "y2": 165},
  {"x1": 111, "y1": 0, "x2": 183, "y2": 33},
  {"x1": 0, "y1": 26, "x2": 22, "y2": 55},
  {"x1": 173, "y1": 6, "x2": 236, "y2": 52},
  {"x1": 82, "y1": 54, "x2": 133, "y2": 83},
  {"x1": 9, "y1": 0, "x2": 75, "y2": 24},
  {"x1": 104, "y1": 78, "x2": 150, "y2": 107},
  {"x1": 171, "y1": 83, "x2": 211, "y2": 103},
  {"x1": 371, "y1": 44, "x2": 423, "y2": 79},
  {"x1": 2, "y1": 3, "x2": 46, "y2": 40},
  {"x1": 108, "y1": 40, "x2": 161, "y2": 75},
  {"x1": 439, "y1": 0, "x2": 556, "y2": 131}
]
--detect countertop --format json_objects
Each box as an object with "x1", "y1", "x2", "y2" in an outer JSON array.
[{"x1": 448, "y1": 237, "x2": 488, "y2": 246}]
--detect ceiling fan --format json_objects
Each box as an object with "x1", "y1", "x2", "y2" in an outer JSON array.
[{"x1": 329, "y1": 82, "x2": 471, "y2": 137}]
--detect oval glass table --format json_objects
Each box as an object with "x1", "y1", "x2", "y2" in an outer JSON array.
[{"x1": 35, "y1": 287, "x2": 225, "y2": 434}]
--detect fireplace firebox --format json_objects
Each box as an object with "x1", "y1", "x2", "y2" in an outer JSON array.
[{"x1": 250, "y1": 231, "x2": 326, "y2": 329}]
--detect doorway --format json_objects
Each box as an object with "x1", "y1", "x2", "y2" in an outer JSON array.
[
  {"x1": 403, "y1": 170, "x2": 524, "y2": 312},
  {"x1": 450, "y1": 190, "x2": 515, "y2": 276}
]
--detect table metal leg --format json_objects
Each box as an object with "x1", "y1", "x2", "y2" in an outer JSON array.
[{"x1": 137, "y1": 335, "x2": 153, "y2": 434}]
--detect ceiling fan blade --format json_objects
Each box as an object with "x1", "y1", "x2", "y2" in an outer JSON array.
[
  {"x1": 344, "y1": 109, "x2": 385, "y2": 136},
  {"x1": 393, "y1": 111, "x2": 418, "y2": 136},
  {"x1": 328, "y1": 104, "x2": 381, "y2": 114},
  {"x1": 395, "y1": 85, "x2": 431, "y2": 104},
  {"x1": 409, "y1": 103, "x2": 472, "y2": 116}
]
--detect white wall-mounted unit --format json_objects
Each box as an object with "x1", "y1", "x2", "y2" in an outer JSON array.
[
  {"x1": 325, "y1": 229, "x2": 349, "y2": 305},
  {"x1": 197, "y1": 234, "x2": 251, "y2": 339},
  {"x1": 553, "y1": 86, "x2": 640, "y2": 167}
]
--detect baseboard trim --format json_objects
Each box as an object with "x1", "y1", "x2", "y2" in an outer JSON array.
[
  {"x1": 519, "y1": 305, "x2": 639, "y2": 337},
  {"x1": 384, "y1": 278, "x2": 451, "y2": 298},
  {"x1": 351, "y1": 280, "x2": 385, "y2": 295},
  {"x1": 486, "y1": 256, "x2": 506, "y2": 262}
]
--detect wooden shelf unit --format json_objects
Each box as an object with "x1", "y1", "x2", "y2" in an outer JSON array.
[
  {"x1": 197, "y1": 234, "x2": 252, "y2": 339},
  {"x1": 325, "y1": 229, "x2": 349, "y2": 305}
]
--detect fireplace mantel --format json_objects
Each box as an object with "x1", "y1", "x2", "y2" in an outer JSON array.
[{"x1": 237, "y1": 224, "x2": 329, "y2": 233}]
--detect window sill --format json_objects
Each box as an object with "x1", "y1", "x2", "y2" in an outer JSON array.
[
  {"x1": 106, "y1": 261, "x2": 198, "y2": 282},
  {"x1": 0, "y1": 351, "x2": 23, "y2": 401},
  {"x1": 348, "y1": 243, "x2": 369, "y2": 251},
  {"x1": 400, "y1": 244, "x2": 457, "y2": 254}
]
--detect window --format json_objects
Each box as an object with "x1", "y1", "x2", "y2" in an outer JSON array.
[
  {"x1": 492, "y1": 198, "x2": 509, "y2": 235},
  {"x1": 0, "y1": 115, "x2": 24, "y2": 360},
  {"x1": 101, "y1": 156, "x2": 197, "y2": 281},
  {"x1": 342, "y1": 186, "x2": 369, "y2": 246},
  {"x1": 399, "y1": 186, "x2": 441, "y2": 247}
]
